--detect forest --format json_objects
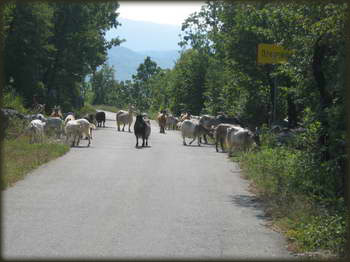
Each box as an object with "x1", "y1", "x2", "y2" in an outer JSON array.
[
  {"x1": 2, "y1": 1, "x2": 122, "y2": 112},
  {"x1": 1, "y1": 1, "x2": 348, "y2": 257}
]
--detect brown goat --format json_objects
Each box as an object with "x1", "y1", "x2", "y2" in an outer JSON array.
[{"x1": 157, "y1": 112, "x2": 167, "y2": 133}]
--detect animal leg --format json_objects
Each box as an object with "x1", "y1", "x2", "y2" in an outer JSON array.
[
  {"x1": 220, "y1": 138, "x2": 225, "y2": 152},
  {"x1": 72, "y1": 134, "x2": 76, "y2": 147},
  {"x1": 228, "y1": 146, "x2": 233, "y2": 157},
  {"x1": 76, "y1": 135, "x2": 81, "y2": 146},
  {"x1": 204, "y1": 134, "x2": 208, "y2": 144},
  {"x1": 122, "y1": 123, "x2": 125, "y2": 131},
  {"x1": 142, "y1": 137, "x2": 145, "y2": 147},
  {"x1": 136, "y1": 136, "x2": 139, "y2": 147},
  {"x1": 183, "y1": 137, "x2": 187, "y2": 146},
  {"x1": 189, "y1": 137, "x2": 196, "y2": 145}
]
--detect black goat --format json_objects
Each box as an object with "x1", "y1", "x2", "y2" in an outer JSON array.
[
  {"x1": 95, "y1": 112, "x2": 106, "y2": 127},
  {"x1": 83, "y1": 113, "x2": 95, "y2": 124},
  {"x1": 134, "y1": 114, "x2": 150, "y2": 147}
]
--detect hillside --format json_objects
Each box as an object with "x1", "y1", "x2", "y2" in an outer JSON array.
[
  {"x1": 105, "y1": 18, "x2": 182, "y2": 81},
  {"x1": 107, "y1": 46, "x2": 180, "y2": 81},
  {"x1": 106, "y1": 18, "x2": 182, "y2": 51}
]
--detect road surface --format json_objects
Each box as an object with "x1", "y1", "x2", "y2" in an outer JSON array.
[{"x1": 2, "y1": 111, "x2": 293, "y2": 259}]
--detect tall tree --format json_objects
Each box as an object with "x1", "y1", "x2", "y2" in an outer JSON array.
[
  {"x1": 3, "y1": 1, "x2": 123, "y2": 112},
  {"x1": 131, "y1": 57, "x2": 161, "y2": 112},
  {"x1": 4, "y1": 2, "x2": 54, "y2": 106},
  {"x1": 169, "y1": 49, "x2": 208, "y2": 115},
  {"x1": 91, "y1": 63, "x2": 116, "y2": 105}
]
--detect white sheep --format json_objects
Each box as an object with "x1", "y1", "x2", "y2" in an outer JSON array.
[
  {"x1": 226, "y1": 126, "x2": 255, "y2": 156},
  {"x1": 64, "y1": 114, "x2": 75, "y2": 126},
  {"x1": 27, "y1": 119, "x2": 46, "y2": 144},
  {"x1": 165, "y1": 115, "x2": 178, "y2": 130},
  {"x1": 181, "y1": 119, "x2": 210, "y2": 146},
  {"x1": 116, "y1": 104, "x2": 134, "y2": 132},
  {"x1": 65, "y1": 119, "x2": 95, "y2": 147}
]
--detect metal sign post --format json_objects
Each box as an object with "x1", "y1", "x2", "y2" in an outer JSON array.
[
  {"x1": 273, "y1": 77, "x2": 277, "y2": 124},
  {"x1": 257, "y1": 44, "x2": 293, "y2": 125}
]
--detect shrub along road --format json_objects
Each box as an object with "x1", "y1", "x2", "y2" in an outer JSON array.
[{"x1": 2, "y1": 111, "x2": 293, "y2": 259}]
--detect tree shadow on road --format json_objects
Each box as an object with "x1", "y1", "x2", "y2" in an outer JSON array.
[{"x1": 229, "y1": 194, "x2": 271, "y2": 221}]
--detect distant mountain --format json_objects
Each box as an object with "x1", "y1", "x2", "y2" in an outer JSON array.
[
  {"x1": 105, "y1": 18, "x2": 183, "y2": 81},
  {"x1": 107, "y1": 46, "x2": 180, "y2": 81},
  {"x1": 139, "y1": 50, "x2": 180, "y2": 68},
  {"x1": 105, "y1": 18, "x2": 182, "y2": 51}
]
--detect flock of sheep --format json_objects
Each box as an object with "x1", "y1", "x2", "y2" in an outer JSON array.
[
  {"x1": 23, "y1": 105, "x2": 258, "y2": 156},
  {"x1": 114, "y1": 106, "x2": 259, "y2": 155},
  {"x1": 25, "y1": 108, "x2": 106, "y2": 147},
  {"x1": 155, "y1": 111, "x2": 259, "y2": 156}
]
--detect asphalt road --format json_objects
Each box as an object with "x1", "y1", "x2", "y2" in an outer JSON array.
[{"x1": 2, "y1": 111, "x2": 293, "y2": 259}]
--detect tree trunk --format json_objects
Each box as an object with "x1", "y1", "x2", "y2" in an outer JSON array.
[
  {"x1": 265, "y1": 65, "x2": 275, "y2": 126},
  {"x1": 312, "y1": 35, "x2": 332, "y2": 162},
  {"x1": 287, "y1": 94, "x2": 297, "y2": 128}
]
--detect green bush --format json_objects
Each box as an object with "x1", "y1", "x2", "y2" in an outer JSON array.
[
  {"x1": 75, "y1": 104, "x2": 97, "y2": 118},
  {"x1": 239, "y1": 143, "x2": 346, "y2": 256},
  {"x1": 286, "y1": 211, "x2": 346, "y2": 255},
  {"x1": 3, "y1": 91, "x2": 28, "y2": 114},
  {"x1": 240, "y1": 146, "x2": 300, "y2": 197}
]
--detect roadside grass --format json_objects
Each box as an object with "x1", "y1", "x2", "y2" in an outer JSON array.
[
  {"x1": 2, "y1": 93, "x2": 70, "y2": 190},
  {"x1": 90, "y1": 104, "x2": 119, "y2": 113},
  {"x1": 235, "y1": 147, "x2": 346, "y2": 258},
  {"x1": 1, "y1": 135, "x2": 69, "y2": 190}
]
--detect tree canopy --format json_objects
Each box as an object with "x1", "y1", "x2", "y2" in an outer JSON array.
[{"x1": 3, "y1": 1, "x2": 122, "y2": 112}]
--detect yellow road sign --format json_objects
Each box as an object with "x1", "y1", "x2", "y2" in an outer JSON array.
[{"x1": 257, "y1": 44, "x2": 293, "y2": 64}]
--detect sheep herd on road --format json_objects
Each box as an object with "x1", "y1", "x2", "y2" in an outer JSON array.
[
  {"x1": 1, "y1": 105, "x2": 259, "y2": 156},
  {"x1": 117, "y1": 107, "x2": 259, "y2": 156}
]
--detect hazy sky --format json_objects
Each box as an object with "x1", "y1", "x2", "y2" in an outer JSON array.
[{"x1": 118, "y1": 1, "x2": 205, "y2": 25}]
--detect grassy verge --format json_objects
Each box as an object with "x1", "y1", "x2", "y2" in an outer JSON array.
[
  {"x1": 236, "y1": 147, "x2": 346, "y2": 258},
  {"x1": 1, "y1": 136, "x2": 69, "y2": 190},
  {"x1": 2, "y1": 93, "x2": 70, "y2": 190}
]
